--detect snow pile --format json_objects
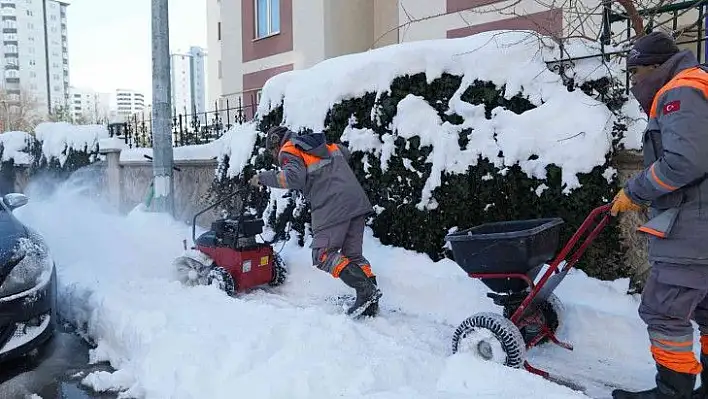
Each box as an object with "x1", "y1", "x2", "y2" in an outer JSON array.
[
  {"x1": 117, "y1": 122, "x2": 260, "y2": 178},
  {"x1": 619, "y1": 99, "x2": 648, "y2": 150},
  {"x1": 12, "y1": 178, "x2": 677, "y2": 399},
  {"x1": 34, "y1": 122, "x2": 110, "y2": 167},
  {"x1": 119, "y1": 144, "x2": 218, "y2": 163},
  {"x1": 98, "y1": 137, "x2": 128, "y2": 152},
  {"x1": 256, "y1": 30, "x2": 625, "y2": 205},
  {"x1": 0, "y1": 131, "x2": 34, "y2": 165},
  {"x1": 215, "y1": 121, "x2": 260, "y2": 178}
]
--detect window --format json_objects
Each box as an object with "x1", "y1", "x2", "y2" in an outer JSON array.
[
  {"x1": 255, "y1": 0, "x2": 279, "y2": 39},
  {"x1": 217, "y1": 60, "x2": 222, "y2": 78},
  {"x1": 217, "y1": 21, "x2": 221, "y2": 40}
]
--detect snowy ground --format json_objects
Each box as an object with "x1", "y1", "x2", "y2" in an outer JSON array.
[{"x1": 10, "y1": 175, "x2": 679, "y2": 399}]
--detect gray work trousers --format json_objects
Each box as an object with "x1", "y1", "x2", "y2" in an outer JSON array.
[
  {"x1": 638, "y1": 262, "x2": 708, "y2": 373},
  {"x1": 309, "y1": 214, "x2": 373, "y2": 278}
]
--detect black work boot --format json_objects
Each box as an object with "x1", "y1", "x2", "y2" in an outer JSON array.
[
  {"x1": 360, "y1": 277, "x2": 379, "y2": 317},
  {"x1": 612, "y1": 364, "x2": 696, "y2": 398},
  {"x1": 338, "y1": 265, "x2": 382, "y2": 318},
  {"x1": 692, "y1": 354, "x2": 708, "y2": 399}
]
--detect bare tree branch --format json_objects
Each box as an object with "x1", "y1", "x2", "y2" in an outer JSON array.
[{"x1": 0, "y1": 89, "x2": 42, "y2": 133}]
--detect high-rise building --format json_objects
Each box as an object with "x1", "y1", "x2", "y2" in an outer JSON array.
[
  {"x1": 1, "y1": 0, "x2": 70, "y2": 116},
  {"x1": 114, "y1": 89, "x2": 145, "y2": 122},
  {"x1": 68, "y1": 86, "x2": 111, "y2": 124},
  {"x1": 170, "y1": 46, "x2": 207, "y2": 117}
]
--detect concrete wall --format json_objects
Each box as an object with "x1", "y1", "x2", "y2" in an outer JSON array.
[
  {"x1": 324, "y1": 0, "x2": 375, "y2": 59},
  {"x1": 118, "y1": 158, "x2": 221, "y2": 224},
  {"x1": 613, "y1": 150, "x2": 650, "y2": 293}
]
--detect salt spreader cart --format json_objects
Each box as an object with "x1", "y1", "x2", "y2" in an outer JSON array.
[{"x1": 445, "y1": 204, "x2": 612, "y2": 378}]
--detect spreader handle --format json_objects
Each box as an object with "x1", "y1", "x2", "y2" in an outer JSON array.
[
  {"x1": 552, "y1": 203, "x2": 612, "y2": 273},
  {"x1": 509, "y1": 203, "x2": 612, "y2": 324}
]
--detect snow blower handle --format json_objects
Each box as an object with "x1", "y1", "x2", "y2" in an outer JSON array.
[{"x1": 191, "y1": 187, "x2": 247, "y2": 243}]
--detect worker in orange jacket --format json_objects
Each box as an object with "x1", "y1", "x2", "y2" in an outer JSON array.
[{"x1": 250, "y1": 126, "x2": 381, "y2": 318}]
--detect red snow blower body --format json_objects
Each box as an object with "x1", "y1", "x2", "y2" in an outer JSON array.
[
  {"x1": 175, "y1": 188, "x2": 287, "y2": 296},
  {"x1": 194, "y1": 216, "x2": 283, "y2": 294},
  {"x1": 444, "y1": 204, "x2": 612, "y2": 386}
]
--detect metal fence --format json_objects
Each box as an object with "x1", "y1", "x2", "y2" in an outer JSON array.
[
  {"x1": 547, "y1": 0, "x2": 707, "y2": 95},
  {"x1": 107, "y1": 96, "x2": 258, "y2": 149}
]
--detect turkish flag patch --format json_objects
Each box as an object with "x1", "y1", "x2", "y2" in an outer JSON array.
[{"x1": 663, "y1": 100, "x2": 681, "y2": 115}]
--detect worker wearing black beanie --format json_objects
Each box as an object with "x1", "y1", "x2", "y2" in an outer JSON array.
[{"x1": 611, "y1": 30, "x2": 708, "y2": 399}]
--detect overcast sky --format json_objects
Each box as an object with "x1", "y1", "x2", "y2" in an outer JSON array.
[{"x1": 65, "y1": 0, "x2": 208, "y2": 101}]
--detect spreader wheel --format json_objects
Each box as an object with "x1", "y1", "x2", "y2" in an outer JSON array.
[
  {"x1": 269, "y1": 253, "x2": 287, "y2": 287},
  {"x1": 541, "y1": 293, "x2": 564, "y2": 335},
  {"x1": 207, "y1": 266, "x2": 236, "y2": 297},
  {"x1": 451, "y1": 312, "x2": 526, "y2": 368}
]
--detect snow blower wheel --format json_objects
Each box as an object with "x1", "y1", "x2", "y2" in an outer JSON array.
[
  {"x1": 207, "y1": 266, "x2": 236, "y2": 296},
  {"x1": 268, "y1": 253, "x2": 287, "y2": 287},
  {"x1": 451, "y1": 312, "x2": 526, "y2": 368}
]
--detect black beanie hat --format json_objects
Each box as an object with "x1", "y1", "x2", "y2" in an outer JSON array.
[
  {"x1": 265, "y1": 126, "x2": 290, "y2": 151},
  {"x1": 627, "y1": 31, "x2": 680, "y2": 68}
]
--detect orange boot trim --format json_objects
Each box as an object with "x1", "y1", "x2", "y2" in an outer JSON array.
[
  {"x1": 650, "y1": 342, "x2": 702, "y2": 374},
  {"x1": 360, "y1": 264, "x2": 374, "y2": 278},
  {"x1": 331, "y1": 257, "x2": 350, "y2": 278}
]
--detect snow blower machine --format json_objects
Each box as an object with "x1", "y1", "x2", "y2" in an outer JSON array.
[
  {"x1": 444, "y1": 204, "x2": 611, "y2": 385},
  {"x1": 173, "y1": 187, "x2": 287, "y2": 296}
]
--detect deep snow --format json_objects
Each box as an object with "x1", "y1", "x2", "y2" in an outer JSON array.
[{"x1": 10, "y1": 174, "x2": 690, "y2": 399}]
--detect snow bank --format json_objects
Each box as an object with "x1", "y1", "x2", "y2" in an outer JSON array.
[
  {"x1": 13, "y1": 178, "x2": 678, "y2": 399},
  {"x1": 0, "y1": 131, "x2": 34, "y2": 165},
  {"x1": 118, "y1": 144, "x2": 219, "y2": 163},
  {"x1": 117, "y1": 122, "x2": 259, "y2": 179},
  {"x1": 257, "y1": 30, "x2": 625, "y2": 201},
  {"x1": 34, "y1": 122, "x2": 109, "y2": 167}
]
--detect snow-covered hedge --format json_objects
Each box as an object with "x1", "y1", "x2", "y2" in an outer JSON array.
[
  {"x1": 0, "y1": 122, "x2": 108, "y2": 180},
  {"x1": 210, "y1": 31, "x2": 643, "y2": 279}
]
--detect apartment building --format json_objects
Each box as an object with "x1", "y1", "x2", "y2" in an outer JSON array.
[
  {"x1": 68, "y1": 86, "x2": 111, "y2": 123},
  {"x1": 170, "y1": 46, "x2": 207, "y2": 117},
  {"x1": 207, "y1": 0, "x2": 706, "y2": 118},
  {"x1": 114, "y1": 89, "x2": 145, "y2": 122},
  {"x1": 1, "y1": 0, "x2": 70, "y2": 116}
]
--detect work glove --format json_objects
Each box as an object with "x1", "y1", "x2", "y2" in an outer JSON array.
[
  {"x1": 248, "y1": 174, "x2": 261, "y2": 187},
  {"x1": 610, "y1": 188, "x2": 642, "y2": 216}
]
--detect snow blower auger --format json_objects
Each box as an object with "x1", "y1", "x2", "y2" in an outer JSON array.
[
  {"x1": 174, "y1": 186, "x2": 287, "y2": 296},
  {"x1": 444, "y1": 204, "x2": 612, "y2": 388}
]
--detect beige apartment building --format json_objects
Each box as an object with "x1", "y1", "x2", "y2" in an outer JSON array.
[{"x1": 206, "y1": 0, "x2": 705, "y2": 119}]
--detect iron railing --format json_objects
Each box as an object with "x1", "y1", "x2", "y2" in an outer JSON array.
[
  {"x1": 547, "y1": 0, "x2": 707, "y2": 94},
  {"x1": 106, "y1": 95, "x2": 258, "y2": 149}
]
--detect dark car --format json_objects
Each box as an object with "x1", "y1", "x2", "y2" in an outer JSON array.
[{"x1": 0, "y1": 192, "x2": 57, "y2": 363}]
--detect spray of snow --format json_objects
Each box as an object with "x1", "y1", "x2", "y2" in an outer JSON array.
[{"x1": 9, "y1": 172, "x2": 692, "y2": 399}]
